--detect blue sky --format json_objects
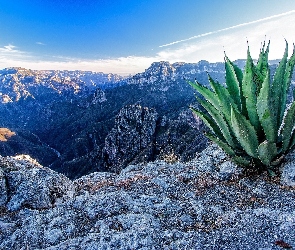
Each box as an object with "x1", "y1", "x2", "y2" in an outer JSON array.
[{"x1": 1, "y1": 0, "x2": 295, "y2": 75}]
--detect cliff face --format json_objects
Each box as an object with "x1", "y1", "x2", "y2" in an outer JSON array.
[
  {"x1": 1, "y1": 144, "x2": 295, "y2": 249},
  {"x1": 102, "y1": 105, "x2": 208, "y2": 174},
  {"x1": 103, "y1": 105, "x2": 158, "y2": 173}
]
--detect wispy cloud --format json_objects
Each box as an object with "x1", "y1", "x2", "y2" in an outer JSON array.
[
  {"x1": 0, "y1": 44, "x2": 31, "y2": 60},
  {"x1": 36, "y1": 42, "x2": 46, "y2": 45},
  {"x1": 0, "y1": 44, "x2": 20, "y2": 53},
  {"x1": 0, "y1": 44, "x2": 34, "y2": 69},
  {"x1": 159, "y1": 10, "x2": 295, "y2": 48}
]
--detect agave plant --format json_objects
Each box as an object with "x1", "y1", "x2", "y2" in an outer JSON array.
[{"x1": 189, "y1": 41, "x2": 295, "y2": 175}]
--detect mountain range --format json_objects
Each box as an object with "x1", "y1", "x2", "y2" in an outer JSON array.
[{"x1": 0, "y1": 59, "x2": 293, "y2": 179}]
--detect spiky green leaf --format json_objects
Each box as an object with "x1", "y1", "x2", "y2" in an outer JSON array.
[
  {"x1": 208, "y1": 75, "x2": 236, "y2": 123},
  {"x1": 196, "y1": 97, "x2": 235, "y2": 148},
  {"x1": 256, "y1": 40, "x2": 270, "y2": 81},
  {"x1": 258, "y1": 140, "x2": 277, "y2": 166},
  {"x1": 188, "y1": 81, "x2": 219, "y2": 110},
  {"x1": 229, "y1": 59, "x2": 247, "y2": 115},
  {"x1": 190, "y1": 107, "x2": 223, "y2": 140},
  {"x1": 281, "y1": 101, "x2": 295, "y2": 152},
  {"x1": 284, "y1": 43, "x2": 295, "y2": 90},
  {"x1": 231, "y1": 106, "x2": 259, "y2": 158},
  {"x1": 205, "y1": 133, "x2": 235, "y2": 156},
  {"x1": 281, "y1": 43, "x2": 295, "y2": 121},
  {"x1": 225, "y1": 55, "x2": 242, "y2": 111},
  {"x1": 257, "y1": 70, "x2": 277, "y2": 142},
  {"x1": 242, "y1": 48, "x2": 260, "y2": 131},
  {"x1": 272, "y1": 41, "x2": 288, "y2": 127},
  {"x1": 208, "y1": 76, "x2": 242, "y2": 150}
]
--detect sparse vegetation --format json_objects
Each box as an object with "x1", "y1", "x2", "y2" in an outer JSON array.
[
  {"x1": 189, "y1": 41, "x2": 295, "y2": 175},
  {"x1": 162, "y1": 150, "x2": 179, "y2": 164}
]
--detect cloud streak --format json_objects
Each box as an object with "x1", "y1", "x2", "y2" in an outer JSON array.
[
  {"x1": 155, "y1": 10, "x2": 295, "y2": 64},
  {"x1": 159, "y1": 10, "x2": 295, "y2": 48}
]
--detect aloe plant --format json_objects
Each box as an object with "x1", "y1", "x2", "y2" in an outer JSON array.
[{"x1": 189, "y1": 41, "x2": 295, "y2": 175}]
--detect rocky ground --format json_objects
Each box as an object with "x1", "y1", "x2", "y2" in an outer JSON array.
[{"x1": 1, "y1": 144, "x2": 295, "y2": 249}]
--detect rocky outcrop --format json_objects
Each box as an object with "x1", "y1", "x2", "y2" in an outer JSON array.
[
  {"x1": 103, "y1": 105, "x2": 207, "y2": 174},
  {"x1": 104, "y1": 105, "x2": 158, "y2": 173},
  {"x1": 91, "y1": 88, "x2": 107, "y2": 104},
  {"x1": 1, "y1": 144, "x2": 295, "y2": 249},
  {"x1": 0, "y1": 155, "x2": 74, "y2": 211}
]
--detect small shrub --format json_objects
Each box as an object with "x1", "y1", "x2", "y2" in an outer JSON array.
[
  {"x1": 162, "y1": 150, "x2": 179, "y2": 164},
  {"x1": 189, "y1": 41, "x2": 295, "y2": 175}
]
